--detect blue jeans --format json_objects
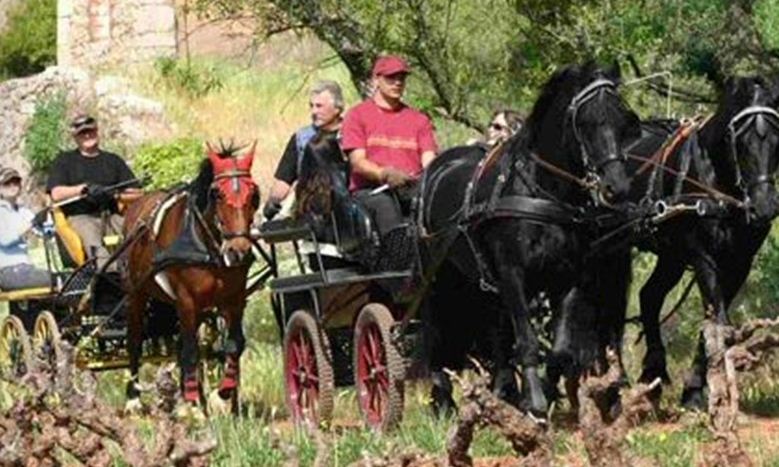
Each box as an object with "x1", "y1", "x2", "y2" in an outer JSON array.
[{"x1": 0, "y1": 263, "x2": 51, "y2": 290}]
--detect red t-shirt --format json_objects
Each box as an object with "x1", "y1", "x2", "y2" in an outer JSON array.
[{"x1": 341, "y1": 99, "x2": 437, "y2": 191}]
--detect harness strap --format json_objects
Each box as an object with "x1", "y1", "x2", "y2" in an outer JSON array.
[
  {"x1": 469, "y1": 195, "x2": 581, "y2": 225},
  {"x1": 529, "y1": 153, "x2": 597, "y2": 191},
  {"x1": 636, "y1": 119, "x2": 698, "y2": 177}
]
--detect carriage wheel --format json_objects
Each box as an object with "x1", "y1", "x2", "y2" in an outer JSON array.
[
  {"x1": 197, "y1": 316, "x2": 239, "y2": 414},
  {"x1": 0, "y1": 315, "x2": 34, "y2": 379},
  {"x1": 33, "y1": 311, "x2": 65, "y2": 377},
  {"x1": 283, "y1": 310, "x2": 334, "y2": 427},
  {"x1": 353, "y1": 303, "x2": 405, "y2": 431}
]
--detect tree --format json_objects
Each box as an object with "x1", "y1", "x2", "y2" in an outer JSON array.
[
  {"x1": 0, "y1": 0, "x2": 57, "y2": 79},
  {"x1": 191, "y1": 0, "x2": 779, "y2": 127}
]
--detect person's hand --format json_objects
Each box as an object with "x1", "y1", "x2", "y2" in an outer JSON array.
[
  {"x1": 381, "y1": 168, "x2": 413, "y2": 188},
  {"x1": 31, "y1": 208, "x2": 49, "y2": 228},
  {"x1": 263, "y1": 200, "x2": 282, "y2": 221},
  {"x1": 83, "y1": 184, "x2": 109, "y2": 202}
]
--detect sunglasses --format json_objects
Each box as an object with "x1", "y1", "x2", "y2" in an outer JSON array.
[
  {"x1": 490, "y1": 122, "x2": 507, "y2": 131},
  {"x1": 75, "y1": 129, "x2": 97, "y2": 137}
]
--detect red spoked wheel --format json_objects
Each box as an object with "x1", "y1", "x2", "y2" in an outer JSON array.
[
  {"x1": 353, "y1": 303, "x2": 405, "y2": 431},
  {"x1": 283, "y1": 310, "x2": 334, "y2": 427}
]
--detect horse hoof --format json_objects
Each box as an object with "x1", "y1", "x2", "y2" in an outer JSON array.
[
  {"x1": 208, "y1": 390, "x2": 231, "y2": 416},
  {"x1": 521, "y1": 368, "x2": 548, "y2": 420},
  {"x1": 430, "y1": 389, "x2": 457, "y2": 418},
  {"x1": 218, "y1": 377, "x2": 238, "y2": 400},
  {"x1": 681, "y1": 387, "x2": 707, "y2": 411},
  {"x1": 174, "y1": 402, "x2": 207, "y2": 423},
  {"x1": 124, "y1": 397, "x2": 143, "y2": 415}
]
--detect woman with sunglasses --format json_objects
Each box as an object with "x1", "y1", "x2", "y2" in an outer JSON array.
[{"x1": 485, "y1": 109, "x2": 524, "y2": 146}]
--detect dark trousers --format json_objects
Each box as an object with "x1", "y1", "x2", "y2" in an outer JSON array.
[
  {"x1": 0, "y1": 263, "x2": 51, "y2": 290},
  {"x1": 353, "y1": 190, "x2": 404, "y2": 236}
]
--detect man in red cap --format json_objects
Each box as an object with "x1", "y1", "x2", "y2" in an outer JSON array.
[{"x1": 341, "y1": 54, "x2": 438, "y2": 235}]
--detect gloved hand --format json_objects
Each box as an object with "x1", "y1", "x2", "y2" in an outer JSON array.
[
  {"x1": 263, "y1": 200, "x2": 282, "y2": 221},
  {"x1": 82, "y1": 184, "x2": 110, "y2": 203},
  {"x1": 381, "y1": 168, "x2": 413, "y2": 188},
  {"x1": 30, "y1": 208, "x2": 49, "y2": 228}
]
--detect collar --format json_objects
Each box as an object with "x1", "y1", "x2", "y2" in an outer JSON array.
[
  {"x1": 0, "y1": 198, "x2": 17, "y2": 210},
  {"x1": 370, "y1": 97, "x2": 405, "y2": 113}
]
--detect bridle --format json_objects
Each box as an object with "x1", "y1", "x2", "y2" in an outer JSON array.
[
  {"x1": 727, "y1": 104, "x2": 779, "y2": 196},
  {"x1": 568, "y1": 78, "x2": 626, "y2": 179},
  {"x1": 210, "y1": 168, "x2": 257, "y2": 240}
]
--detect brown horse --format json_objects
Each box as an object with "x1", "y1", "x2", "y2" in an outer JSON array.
[{"x1": 122, "y1": 142, "x2": 259, "y2": 410}]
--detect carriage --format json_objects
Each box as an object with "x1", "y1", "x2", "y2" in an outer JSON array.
[
  {"x1": 258, "y1": 193, "x2": 426, "y2": 431},
  {"x1": 0, "y1": 182, "x2": 269, "y2": 397}
]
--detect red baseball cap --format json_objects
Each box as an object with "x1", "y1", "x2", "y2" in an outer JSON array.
[{"x1": 372, "y1": 55, "x2": 411, "y2": 77}]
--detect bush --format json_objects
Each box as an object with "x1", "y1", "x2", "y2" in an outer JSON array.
[
  {"x1": 153, "y1": 57, "x2": 224, "y2": 98},
  {"x1": 0, "y1": 0, "x2": 56, "y2": 79},
  {"x1": 23, "y1": 92, "x2": 68, "y2": 173},
  {"x1": 133, "y1": 138, "x2": 205, "y2": 189}
]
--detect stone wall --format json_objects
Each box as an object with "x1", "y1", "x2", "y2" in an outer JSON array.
[
  {"x1": 0, "y1": 0, "x2": 21, "y2": 32},
  {"x1": 57, "y1": 0, "x2": 177, "y2": 69}
]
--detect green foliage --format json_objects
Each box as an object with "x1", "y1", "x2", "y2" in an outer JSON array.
[
  {"x1": 23, "y1": 92, "x2": 68, "y2": 173},
  {"x1": 0, "y1": 0, "x2": 56, "y2": 79},
  {"x1": 133, "y1": 138, "x2": 205, "y2": 189},
  {"x1": 191, "y1": 0, "x2": 779, "y2": 127},
  {"x1": 154, "y1": 57, "x2": 225, "y2": 98}
]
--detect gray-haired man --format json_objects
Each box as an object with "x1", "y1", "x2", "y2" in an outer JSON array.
[{"x1": 263, "y1": 80, "x2": 345, "y2": 220}]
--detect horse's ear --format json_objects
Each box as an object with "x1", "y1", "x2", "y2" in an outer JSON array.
[
  {"x1": 722, "y1": 76, "x2": 737, "y2": 97},
  {"x1": 246, "y1": 140, "x2": 257, "y2": 158},
  {"x1": 606, "y1": 59, "x2": 622, "y2": 84},
  {"x1": 769, "y1": 76, "x2": 779, "y2": 105},
  {"x1": 205, "y1": 141, "x2": 217, "y2": 157}
]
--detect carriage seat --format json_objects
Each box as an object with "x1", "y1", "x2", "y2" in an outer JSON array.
[{"x1": 52, "y1": 206, "x2": 86, "y2": 267}]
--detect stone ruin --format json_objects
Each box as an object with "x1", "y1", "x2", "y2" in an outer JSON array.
[{"x1": 57, "y1": 0, "x2": 177, "y2": 68}]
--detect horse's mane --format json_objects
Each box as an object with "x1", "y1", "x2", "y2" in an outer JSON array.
[
  {"x1": 190, "y1": 159, "x2": 214, "y2": 212},
  {"x1": 294, "y1": 132, "x2": 345, "y2": 219}
]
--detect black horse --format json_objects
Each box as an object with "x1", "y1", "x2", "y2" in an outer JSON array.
[
  {"x1": 553, "y1": 76, "x2": 779, "y2": 409},
  {"x1": 420, "y1": 61, "x2": 641, "y2": 417},
  {"x1": 638, "y1": 76, "x2": 779, "y2": 407}
]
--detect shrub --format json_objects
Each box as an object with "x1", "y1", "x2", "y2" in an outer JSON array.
[
  {"x1": 23, "y1": 92, "x2": 68, "y2": 173},
  {"x1": 133, "y1": 138, "x2": 205, "y2": 189},
  {"x1": 0, "y1": 0, "x2": 56, "y2": 79},
  {"x1": 153, "y1": 57, "x2": 224, "y2": 98}
]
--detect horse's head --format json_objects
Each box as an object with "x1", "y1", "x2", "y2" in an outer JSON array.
[
  {"x1": 528, "y1": 61, "x2": 641, "y2": 204},
  {"x1": 204, "y1": 141, "x2": 260, "y2": 264},
  {"x1": 716, "y1": 76, "x2": 779, "y2": 224},
  {"x1": 294, "y1": 131, "x2": 348, "y2": 219}
]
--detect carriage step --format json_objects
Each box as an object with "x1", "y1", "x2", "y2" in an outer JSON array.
[
  {"x1": 257, "y1": 218, "x2": 313, "y2": 243},
  {"x1": 269, "y1": 268, "x2": 411, "y2": 293},
  {"x1": 96, "y1": 328, "x2": 127, "y2": 340}
]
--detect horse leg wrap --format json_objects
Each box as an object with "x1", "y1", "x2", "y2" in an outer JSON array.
[
  {"x1": 183, "y1": 376, "x2": 200, "y2": 403},
  {"x1": 218, "y1": 356, "x2": 239, "y2": 399}
]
